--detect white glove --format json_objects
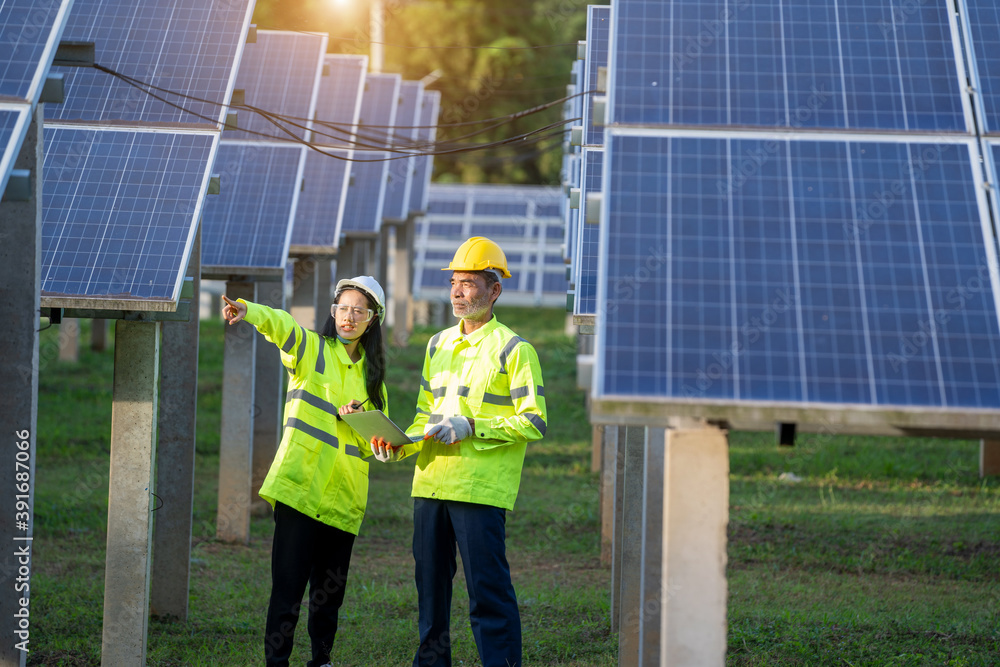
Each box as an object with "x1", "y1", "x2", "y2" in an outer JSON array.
[{"x1": 424, "y1": 416, "x2": 473, "y2": 444}]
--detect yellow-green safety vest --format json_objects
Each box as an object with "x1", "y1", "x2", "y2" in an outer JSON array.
[
  {"x1": 404, "y1": 315, "x2": 546, "y2": 510},
  {"x1": 242, "y1": 300, "x2": 385, "y2": 535}
]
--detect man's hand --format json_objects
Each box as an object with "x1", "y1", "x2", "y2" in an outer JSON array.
[
  {"x1": 370, "y1": 436, "x2": 401, "y2": 462},
  {"x1": 222, "y1": 295, "x2": 247, "y2": 325},
  {"x1": 424, "y1": 416, "x2": 473, "y2": 444}
]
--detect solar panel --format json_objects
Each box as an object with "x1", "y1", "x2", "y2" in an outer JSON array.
[
  {"x1": 341, "y1": 73, "x2": 401, "y2": 235},
  {"x1": 595, "y1": 129, "x2": 1000, "y2": 415},
  {"x1": 582, "y1": 5, "x2": 610, "y2": 146},
  {"x1": 408, "y1": 89, "x2": 440, "y2": 216},
  {"x1": 40, "y1": 126, "x2": 216, "y2": 309},
  {"x1": 414, "y1": 184, "x2": 568, "y2": 306},
  {"x1": 290, "y1": 55, "x2": 367, "y2": 254},
  {"x1": 960, "y1": 0, "x2": 1000, "y2": 134},
  {"x1": 382, "y1": 80, "x2": 423, "y2": 223},
  {"x1": 201, "y1": 142, "x2": 306, "y2": 276},
  {"x1": 607, "y1": 0, "x2": 972, "y2": 132},
  {"x1": 223, "y1": 30, "x2": 327, "y2": 141},
  {"x1": 47, "y1": 0, "x2": 254, "y2": 126},
  {"x1": 0, "y1": 0, "x2": 74, "y2": 102},
  {"x1": 574, "y1": 147, "x2": 603, "y2": 316}
]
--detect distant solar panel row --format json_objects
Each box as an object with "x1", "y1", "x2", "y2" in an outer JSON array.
[
  {"x1": 582, "y1": 5, "x2": 610, "y2": 146},
  {"x1": 574, "y1": 147, "x2": 602, "y2": 316},
  {"x1": 383, "y1": 80, "x2": 422, "y2": 223},
  {"x1": 408, "y1": 90, "x2": 441, "y2": 216}
]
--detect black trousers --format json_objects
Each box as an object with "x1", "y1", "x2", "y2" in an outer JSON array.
[
  {"x1": 264, "y1": 502, "x2": 356, "y2": 667},
  {"x1": 412, "y1": 497, "x2": 521, "y2": 667}
]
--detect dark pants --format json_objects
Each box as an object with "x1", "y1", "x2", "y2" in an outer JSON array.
[
  {"x1": 412, "y1": 497, "x2": 521, "y2": 667},
  {"x1": 264, "y1": 502, "x2": 356, "y2": 667}
]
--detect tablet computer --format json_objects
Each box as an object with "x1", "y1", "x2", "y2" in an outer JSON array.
[{"x1": 340, "y1": 409, "x2": 414, "y2": 448}]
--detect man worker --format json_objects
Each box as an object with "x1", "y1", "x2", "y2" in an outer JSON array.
[{"x1": 372, "y1": 236, "x2": 547, "y2": 667}]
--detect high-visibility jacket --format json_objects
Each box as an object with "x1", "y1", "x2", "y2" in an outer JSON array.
[
  {"x1": 404, "y1": 315, "x2": 546, "y2": 511},
  {"x1": 241, "y1": 300, "x2": 384, "y2": 535}
]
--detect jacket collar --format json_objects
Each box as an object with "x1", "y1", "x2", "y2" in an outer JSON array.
[{"x1": 457, "y1": 314, "x2": 498, "y2": 346}]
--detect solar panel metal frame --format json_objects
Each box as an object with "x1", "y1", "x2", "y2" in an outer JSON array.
[
  {"x1": 289, "y1": 54, "x2": 368, "y2": 256},
  {"x1": 573, "y1": 147, "x2": 603, "y2": 317},
  {"x1": 958, "y1": 0, "x2": 1000, "y2": 136},
  {"x1": 408, "y1": 89, "x2": 440, "y2": 216},
  {"x1": 590, "y1": 127, "x2": 1000, "y2": 436}
]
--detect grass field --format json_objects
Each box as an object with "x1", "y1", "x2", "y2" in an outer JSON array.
[{"x1": 27, "y1": 309, "x2": 1000, "y2": 666}]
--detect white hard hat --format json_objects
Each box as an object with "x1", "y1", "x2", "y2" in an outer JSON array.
[{"x1": 335, "y1": 276, "x2": 386, "y2": 324}]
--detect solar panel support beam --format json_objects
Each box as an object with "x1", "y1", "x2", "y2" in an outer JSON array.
[
  {"x1": 0, "y1": 104, "x2": 41, "y2": 667},
  {"x1": 615, "y1": 425, "x2": 645, "y2": 663},
  {"x1": 982, "y1": 440, "x2": 1000, "y2": 477},
  {"x1": 52, "y1": 40, "x2": 95, "y2": 67},
  {"x1": 40, "y1": 73, "x2": 65, "y2": 104}
]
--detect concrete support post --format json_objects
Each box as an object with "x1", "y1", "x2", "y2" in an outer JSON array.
[
  {"x1": 391, "y1": 221, "x2": 414, "y2": 347},
  {"x1": 609, "y1": 425, "x2": 624, "y2": 628},
  {"x1": 290, "y1": 256, "x2": 319, "y2": 330},
  {"x1": 150, "y1": 232, "x2": 201, "y2": 620},
  {"x1": 591, "y1": 423, "x2": 604, "y2": 474},
  {"x1": 616, "y1": 425, "x2": 645, "y2": 663},
  {"x1": 315, "y1": 259, "x2": 332, "y2": 321},
  {"x1": 377, "y1": 226, "x2": 390, "y2": 296},
  {"x1": 102, "y1": 320, "x2": 160, "y2": 666},
  {"x1": 336, "y1": 238, "x2": 361, "y2": 283},
  {"x1": 0, "y1": 103, "x2": 42, "y2": 667},
  {"x1": 638, "y1": 427, "x2": 665, "y2": 665},
  {"x1": 660, "y1": 424, "x2": 729, "y2": 667},
  {"x1": 59, "y1": 318, "x2": 79, "y2": 361},
  {"x1": 981, "y1": 440, "x2": 1000, "y2": 477},
  {"x1": 217, "y1": 281, "x2": 257, "y2": 544},
  {"x1": 253, "y1": 279, "x2": 285, "y2": 515},
  {"x1": 91, "y1": 318, "x2": 109, "y2": 351},
  {"x1": 600, "y1": 425, "x2": 617, "y2": 567}
]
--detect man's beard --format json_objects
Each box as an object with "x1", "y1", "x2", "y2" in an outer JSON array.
[{"x1": 452, "y1": 291, "x2": 491, "y2": 320}]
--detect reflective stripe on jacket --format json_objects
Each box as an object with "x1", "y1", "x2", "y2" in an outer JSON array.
[
  {"x1": 404, "y1": 315, "x2": 546, "y2": 510},
  {"x1": 242, "y1": 300, "x2": 384, "y2": 535}
]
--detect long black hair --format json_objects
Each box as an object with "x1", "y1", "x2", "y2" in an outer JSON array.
[{"x1": 320, "y1": 289, "x2": 386, "y2": 412}]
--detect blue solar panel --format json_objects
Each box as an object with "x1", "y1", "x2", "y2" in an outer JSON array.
[
  {"x1": 201, "y1": 142, "x2": 306, "y2": 272},
  {"x1": 597, "y1": 129, "x2": 1000, "y2": 409},
  {"x1": 224, "y1": 30, "x2": 327, "y2": 141},
  {"x1": 47, "y1": 0, "x2": 254, "y2": 126},
  {"x1": 383, "y1": 80, "x2": 423, "y2": 222},
  {"x1": 0, "y1": 0, "x2": 74, "y2": 102},
  {"x1": 290, "y1": 148, "x2": 351, "y2": 252},
  {"x1": 341, "y1": 73, "x2": 401, "y2": 234},
  {"x1": 583, "y1": 5, "x2": 610, "y2": 146},
  {"x1": 408, "y1": 89, "x2": 440, "y2": 216},
  {"x1": 608, "y1": 0, "x2": 969, "y2": 132},
  {"x1": 415, "y1": 184, "x2": 568, "y2": 305},
  {"x1": 0, "y1": 106, "x2": 30, "y2": 196},
  {"x1": 961, "y1": 0, "x2": 1000, "y2": 134},
  {"x1": 575, "y1": 148, "x2": 603, "y2": 315},
  {"x1": 312, "y1": 54, "x2": 367, "y2": 148},
  {"x1": 40, "y1": 126, "x2": 215, "y2": 306}
]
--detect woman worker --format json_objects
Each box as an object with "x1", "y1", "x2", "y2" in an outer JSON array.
[{"x1": 222, "y1": 275, "x2": 388, "y2": 667}]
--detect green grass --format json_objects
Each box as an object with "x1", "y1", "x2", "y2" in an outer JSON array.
[{"x1": 27, "y1": 311, "x2": 1000, "y2": 666}]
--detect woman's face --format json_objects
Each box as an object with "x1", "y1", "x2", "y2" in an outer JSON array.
[{"x1": 333, "y1": 289, "x2": 373, "y2": 341}]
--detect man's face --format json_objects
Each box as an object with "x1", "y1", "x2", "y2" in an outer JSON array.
[{"x1": 450, "y1": 271, "x2": 494, "y2": 321}]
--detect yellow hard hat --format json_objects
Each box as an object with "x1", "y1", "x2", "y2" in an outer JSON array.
[{"x1": 443, "y1": 236, "x2": 511, "y2": 279}]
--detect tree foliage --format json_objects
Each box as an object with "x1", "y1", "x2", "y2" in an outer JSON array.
[{"x1": 250, "y1": 0, "x2": 589, "y2": 184}]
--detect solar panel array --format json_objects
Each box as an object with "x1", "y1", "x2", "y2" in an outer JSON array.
[
  {"x1": 414, "y1": 184, "x2": 568, "y2": 307},
  {"x1": 0, "y1": 0, "x2": 74, "y2": 196},
  {"x1": 582, "y1": 5, "x2": 610, "y2": 146},
  {"x1": 40, "y1": 0, "x2": 254, "y2": 310},
  {"x1": 201, "y1": 30, "x2": 325, "y2": 277},
  {"x1": 574, "y1": 147, "x2": 602, "y2": 316},
  {"x1": 340, "y1": 73, "x2": 401, "y2": 236},
  {"x1": 408, "y1": 90, "x2": 441, "y2": 216},
  {"x1": 290, "y1": 54, "x2": 367, "y2": 254},
  {"x1": 382, "y1": 80, "x2": 422, "y2": 223},
  {"x1": 585, "y1": 0, "x2": 1000, "y2": 425}
]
